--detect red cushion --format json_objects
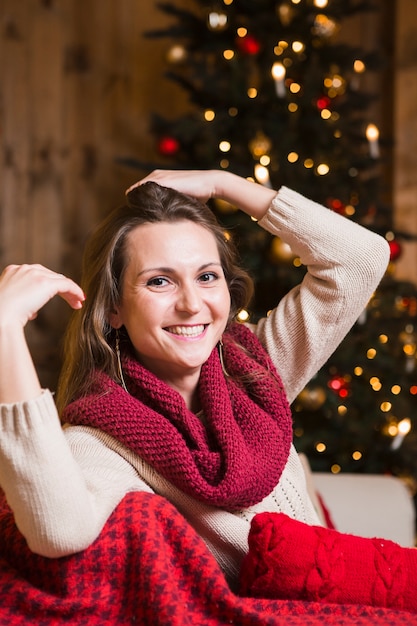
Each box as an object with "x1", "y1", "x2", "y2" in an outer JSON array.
[{"x1": 240, "y1": 512, "x2": 417, "y2": 613}]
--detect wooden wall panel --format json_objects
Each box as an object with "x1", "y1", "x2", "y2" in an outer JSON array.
[{"x1": 393, "y1": 0, "x2": 417, "y2": 280}]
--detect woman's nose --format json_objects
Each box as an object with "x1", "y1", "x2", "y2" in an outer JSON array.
[{"x1": 176, "y1": 283, "x2": 202, "y2": 314}]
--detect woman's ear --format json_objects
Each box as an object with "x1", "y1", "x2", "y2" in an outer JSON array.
[{"x1": 109, "y1": 308, "x2": 123, "y2": 329}]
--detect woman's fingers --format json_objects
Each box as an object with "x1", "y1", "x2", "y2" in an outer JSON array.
[
  {"x1": 0, "y1": 264, "x2": 85, "y2": 328},
  {"x1": 126, "y1": 169, "x2": 217, "y2": 203}
]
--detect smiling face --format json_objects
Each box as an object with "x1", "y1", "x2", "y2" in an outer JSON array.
[{"x1": 109, "y1": 219, "x2": 231, "y2": 390}]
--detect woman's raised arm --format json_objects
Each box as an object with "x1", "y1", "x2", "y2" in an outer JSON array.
[{"x1": 127, "y1": 169, "x2": 277, "y2": 221}]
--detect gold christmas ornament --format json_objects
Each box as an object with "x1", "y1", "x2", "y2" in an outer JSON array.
[
  {"x1": 297, "y1": 386, "x2": 327, "y2": 410},
  {"x1": 277, "y1": 3, "x2": 295, "y2": 26},
  {"x1": 212, "y1": 198, "x2": 238, "y2": 213},
  {"x1": 270, "y1": 237, "x2": 295, "y2": 263},
  {"x1": 249, "y1": 132, "x2": 272, "y2": 158},
  {"x1": 166, "y1": 45, "x2": 187, "y2": 64},
  {"x1": 312, "y1": 14, "x2": 339, "y2": 38}
]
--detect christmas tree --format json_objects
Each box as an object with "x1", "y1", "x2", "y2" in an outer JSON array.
[{"x1": 123, "y1": 0, "x2": 417, "y2": 503}]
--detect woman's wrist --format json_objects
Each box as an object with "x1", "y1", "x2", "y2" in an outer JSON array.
[
  {"x1": 0, "y1": 324, "x2": 42, "y2": 403},
  {"x1": 212, "y1": 171, "x2": 277, "y2": 220}
]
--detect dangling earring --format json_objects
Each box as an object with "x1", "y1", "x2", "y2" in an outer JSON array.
[
  {"x1": 218, "y1": 338, "x2": 229, "y2": 378},
  {"x1": 115, "y1": 330, "x2": 129, "y2": 393}
]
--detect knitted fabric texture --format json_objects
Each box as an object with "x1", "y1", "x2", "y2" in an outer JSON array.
[
  {"x1": 239, "y1": 512, "x2": 417, "y2": 613},
  {"x1": 1, "y1": 492, "x2": 417, "y2": 625},
  {"x1": 63, "y1": 323, "x2": 293, "y2": 509}
]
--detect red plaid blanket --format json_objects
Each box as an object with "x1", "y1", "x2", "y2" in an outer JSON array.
[{"x1": 0, "y1": 491, "x2": 415, "y2": 625}]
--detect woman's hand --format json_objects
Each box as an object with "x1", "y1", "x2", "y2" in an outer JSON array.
[
  {"x1": 0, "y1": 264, "x2": 85, "y2": 329},
  {"x1": 126, "y1": 169, "x2": 220, "y2": 204},
  {"x1": 126, "y1": 169, "x2": 277, "y2": 221},
  {"x1": 0, "y1": 264, "x2": 85, "y2": 403}
]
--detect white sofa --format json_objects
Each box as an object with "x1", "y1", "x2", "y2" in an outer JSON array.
[
  {"x1": 299, "y1": 454, "x2": 416, "y2": 547},
  {"x1": 313, "y1": 471, "x2": 415, "y2": 547}
]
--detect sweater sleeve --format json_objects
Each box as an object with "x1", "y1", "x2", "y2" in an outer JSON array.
[
  {"x1": 253, "y1": 186, "x2": 390, "y2": 403},
  {"x1": 0, "y1": 390, "x2": 151, "y2": 557}
]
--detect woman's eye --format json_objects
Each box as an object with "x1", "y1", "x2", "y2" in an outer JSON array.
[
  {"x1": 199, "y1": 272, "x2": 218, "y2": 283},
  {"x1": 146, "y1": 276, "x2": 169, "y2": 287}
]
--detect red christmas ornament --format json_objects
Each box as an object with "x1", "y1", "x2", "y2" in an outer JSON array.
[
  {"x1": 158, "y1": 136, "x2": 180, "y2": 156},
  {"x1": 236, "y1": 34, "x2": 261, "y2": 55},
  {"x1": 316, "y1": 95, "x2": 331, "y2": 110},
  {"x1": 328, "y1": 375, "x2": 350, "y2": 398},
  {"x1": 327, "y1": 198, "x2": 345, "y2": 215},
  {"x1": 388, "y1": 239, "x2": 402, "y2": 262}
]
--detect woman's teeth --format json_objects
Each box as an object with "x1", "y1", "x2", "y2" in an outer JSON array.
[{"x1": 166, "y1": 325, "x2": 205, "y2": 337}]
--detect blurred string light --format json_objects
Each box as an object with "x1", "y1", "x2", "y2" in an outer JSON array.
[
  {"x1": 352, "y1": 58, "x2": 366, "y2": 89},
  {"x1": 254, "y1": 163, "x2": 271, "y2": 187},
  {"x1": 208, "y1": 11, "x2": 227, "y2": 30},
  {"x1": 391, "y1": 418, "x2": 412, "y2": 451},
  {"x1": 249, "y1": 133, "x2": 273, "y2": 186},
  {"x1": 366, "y1": 123, "x2": 380, "y2": 158},
  {"x1": 324, "y1": 73, "x2": 346, "y2": 97},
  {"x1": 219, "y1": 140, "x2": 231, "y2": 153},
  {"x1": 271, "y1": 62, "x2": 286, "y2": 97},
  {"x1": 313, "y1": 14, "x2": 338, "y2": 37},
  {"x1": 317, "y1": 163, "x2": 330, "y2": 175},
  {"x1": 166, "y1": 44, "x2": 187, "y2": 64},
  {"x1": 249, "y1": 132, "x2": 272, "y2": 158},
  {"x1": 274, "y1": 40, "x2": 288, "y2": 56},
  {"x1": 354, "y1": 59, "x2": 366, "y2": 73},
  {"x1": 292, "y1": 40, "x2": 305, "y2": 53},
  {"x1": 236, "y1": 309, "x2": 250, "y2": 322}
]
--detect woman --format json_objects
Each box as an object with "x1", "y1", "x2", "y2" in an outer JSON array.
[{"x1": 0, "y1": 169, "x2": 389, "y2": 589}]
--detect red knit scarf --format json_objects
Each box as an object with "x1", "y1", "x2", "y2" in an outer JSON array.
[{"x1": 63, "y1": 323, "x2": 293, "y2": 509}]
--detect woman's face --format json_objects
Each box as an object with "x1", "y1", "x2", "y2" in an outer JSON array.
[{"x1": 110, "y1": 220, "x2": 231, "y2": 386}]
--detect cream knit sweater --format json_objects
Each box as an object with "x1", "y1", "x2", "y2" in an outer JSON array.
[{"x1": 0, "y1": 187, "x2": 389, "y2": 589}]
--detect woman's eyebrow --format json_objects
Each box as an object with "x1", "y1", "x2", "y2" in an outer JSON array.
[
  {"x1": 136, "y1": 266, "x2": 173, "y2": 278},
  {"x1": 136, "y1": 261, "x2": 222, "y2": 278}
]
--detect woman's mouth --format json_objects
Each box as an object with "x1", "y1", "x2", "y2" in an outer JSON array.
[{"x1": 164, "y1": 324, "x2": 206, "y2": 337}]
